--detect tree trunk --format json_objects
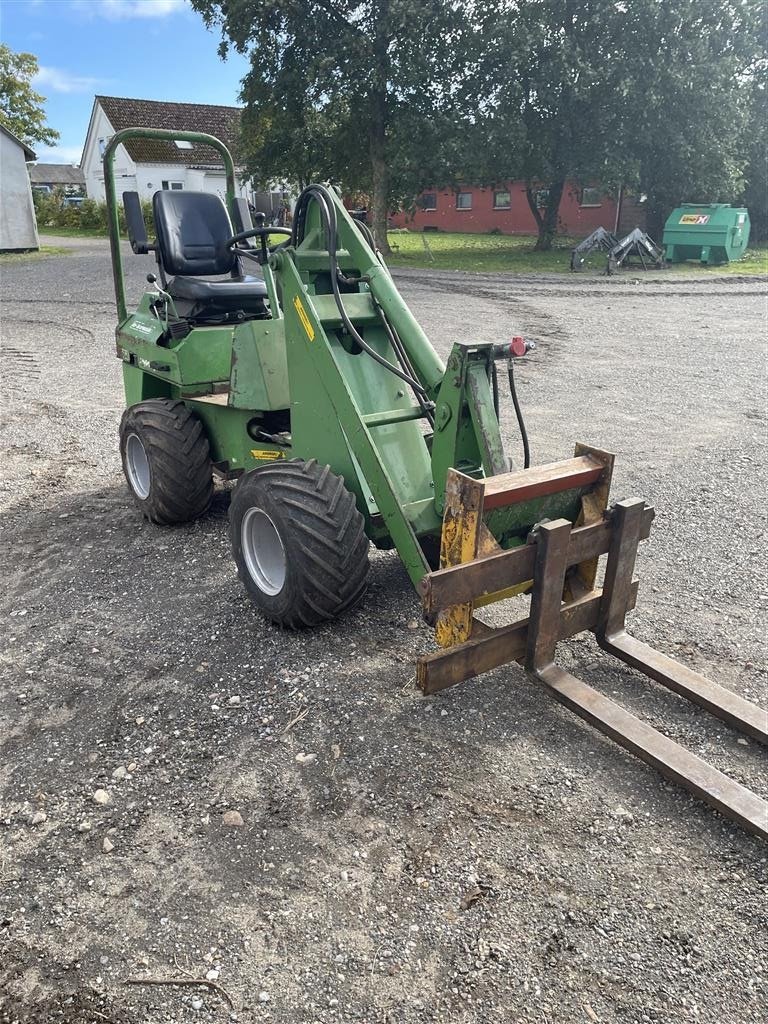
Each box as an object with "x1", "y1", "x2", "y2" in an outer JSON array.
[
  {"x1": 524, "y1": 182, "x2": 545, "y2": 239},
  {"x1": 644, "y1": 192, "x2": 666, "y2": 245},
  {"x1": 526, "y1": 179, "x2": 565, "y2": 251},
  {"x1": 370, "y1": 112, "x2": 391, "y2": 256},
  {"x1": 369, "y1": 1, "x2": 391, "y2": 257}
]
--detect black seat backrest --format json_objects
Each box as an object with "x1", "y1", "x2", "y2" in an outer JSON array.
[{"x1": 153, "y1": 190, "x2": 235, "y2": 277}]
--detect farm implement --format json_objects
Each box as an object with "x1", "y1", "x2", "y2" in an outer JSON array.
[{"x1": 104, "y1": 129, "x2": 767, "y2": 839}]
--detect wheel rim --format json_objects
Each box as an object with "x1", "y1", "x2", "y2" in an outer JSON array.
[
  {"x1": 125, "y1": 433, "x2": 151, "y2": 499},
  {"x1": 241, "y1": 507, "x2": 287, "y2": 596}
]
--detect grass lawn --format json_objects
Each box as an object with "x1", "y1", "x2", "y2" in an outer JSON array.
[
  {"x1": 387, "y1": 231, "x2": 576, "y2": 273},
  {"x1": 34, "y1": 224, "x2": 768, "y2": 276},
  {"x1": 38, "y1": 226, "x2": 109, "y2": 238},
  {"x1": 680, "y1": 246, "x2": 768, "y2": 275},
  {"x1": 386, "y1": 229, "x2": 768, "y2": 276},
  {"x1": 0, "y1": 245, "x2": 70, "y2": 262}
]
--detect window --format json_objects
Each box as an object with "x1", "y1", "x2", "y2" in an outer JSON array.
[
  {"x1": 493, "y1": 189, "x2": 511, "y2": 210},
  {"x1": 456, "y1": 191, "x2": 473, "y2": 210},
  {"x1": 420, "y1": 193, "x2": 437, "y2": 210},
  {"x1": 534, "y1": 188, "x2": 550, "y2": 209},
  {"x1": 161, "y1": 180, "x2": 184, "y2": 190},
  {"x1": 580, "y1": 187, "x2": 602, "y2": 207},
  {"x1": 97, "y1": 136, "x2": 113, "y2": 157}
]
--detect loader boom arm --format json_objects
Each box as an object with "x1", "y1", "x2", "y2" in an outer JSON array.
[{"x1": 268, "y1": 185, "x2": 543, "y2": 585}]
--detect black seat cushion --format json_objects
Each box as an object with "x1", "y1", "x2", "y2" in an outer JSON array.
[
  {"x1": 167, "y1": 275, "x2": 269, "y2": 318},
  {"x1": 153, "y1": 190, "x2": 235, "y2": 277}
]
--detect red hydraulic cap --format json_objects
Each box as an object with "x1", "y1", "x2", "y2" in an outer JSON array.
[{"x1": 510, "y1": 336, "x2": 527, "y2": 357}]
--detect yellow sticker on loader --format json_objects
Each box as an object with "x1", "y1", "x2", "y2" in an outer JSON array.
[
  {"x1": 250, "y1": 448, "x2": 285, "y2": 461},
  {"x1": 293, "y1": 295, "x2": 315, "y2": 341}
]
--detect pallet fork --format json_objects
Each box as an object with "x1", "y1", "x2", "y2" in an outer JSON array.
[{"x1": 417, "y1": 450, "x2": 768, "y2": 839}]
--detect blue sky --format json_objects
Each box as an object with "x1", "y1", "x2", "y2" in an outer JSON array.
[{"x1": 2, "y1": 0, "x2": 250, "y2": 163}]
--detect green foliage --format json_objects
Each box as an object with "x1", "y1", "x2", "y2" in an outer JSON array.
[
  {"x1": 386, "y1": 230, "x2": 768, "y2": 275},
  {"x1": 614, "y1": 0, "x2": 766, "y2": 240},
  {"x1": 468, "y1": 1, "x2": 624, "y2": 249},
  {"x1": 740, "y1": 77, "x2": 768, "y2": 240},
  {"x1": 33, "y1": 190, "x2": 78, "y2": 230},
  {"x1": 190, "y1": 0, "x2": 483, "y2": 251},
  {"x1": 464, "y1": 0, "x2": 766, "y2": 248},
  {"x1": 78, "y1": 198, "x2": 107, "y2": 231},
  {"x1": 189, "y1": 1, "x2": 764, "y2": 252},
  {"x1": 32, "y1": 190, "x2": 154, "y2": 236},
  {"x1": 0, "y1": 44, "x2": 59, "y2": 148}
]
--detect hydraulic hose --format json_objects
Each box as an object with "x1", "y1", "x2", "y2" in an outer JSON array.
[
  {"x1": 371, "y1": 295, "x2": 435, "y2": 427},
  {"x1": 507, "y1": 357, "x2": 531, "y2": 469},
  {"x1": 291, "y1": 185, "x2": 429, "y2": 399}
]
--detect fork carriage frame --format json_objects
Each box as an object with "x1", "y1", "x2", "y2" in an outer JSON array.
[{"x1": 417, "y1": 451, "x2": 768, "y2": 840}]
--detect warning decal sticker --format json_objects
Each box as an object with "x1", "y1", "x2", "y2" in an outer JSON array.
[
  {"x1": 250, "y1": 448, "x2": 286, "y2": 461},
  {"x1": 293, "y1": 295, "x2": 315, "y2": 341},
  {"x1": 679, "y1": 214, "x2": 710, "y2": 225}
]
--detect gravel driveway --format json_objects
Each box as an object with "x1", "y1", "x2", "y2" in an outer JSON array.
[{"x1": 1, "y1": 238, "x2": 766, "y2": 1023}]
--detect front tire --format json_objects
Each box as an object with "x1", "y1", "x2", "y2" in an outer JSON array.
[
  {"x1": 119, "y1": 399, "x2": 213, "y2": 524},
  {"x1": 230, "y1": 459, "x2": 370, "y2": 628}
]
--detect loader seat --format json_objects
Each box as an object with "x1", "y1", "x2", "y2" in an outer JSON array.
[{"x1": 152, "y1": 190, "x2": 268, "y2": 319}]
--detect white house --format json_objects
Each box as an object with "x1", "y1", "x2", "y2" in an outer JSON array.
[
  {"x1": 0, "y1": 125, "x2": 38, "y2": 252},
  {"x1": 81, "y1": 95, "x2": 254, "y2": 204}
]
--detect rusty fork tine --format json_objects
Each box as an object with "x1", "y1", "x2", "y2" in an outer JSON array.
[
  {"x1": 526, "y1": 515, "x2": 768, "y2": 841},
  {"x1": 599, "y1": 633, "x2": 768, "y2": 744},
  {"x1": 537, "y1": 662, "x2": 768, "y2": 841},
  {"x1": 599, "y1": 499, "x2": 768, "y2": 744}
]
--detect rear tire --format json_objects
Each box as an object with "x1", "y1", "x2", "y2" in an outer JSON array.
[
  {"x1": 119, "y1": 399, "x2": 213, "y2": 524},
  {"x1": 230, "y1": 459, "x2": 370, "y2": 628}
]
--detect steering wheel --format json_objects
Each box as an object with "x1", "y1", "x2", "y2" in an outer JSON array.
[{"x1": 224, "y1": 226, "x2": 292, "y2": 265}]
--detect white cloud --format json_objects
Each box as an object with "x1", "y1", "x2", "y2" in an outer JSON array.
[
  {"x1": 33, "y1": 66, "x2": 102, "y2": 94},
  {"x1": 34, "y1": 145, "x2": 83, "y2": 165},
  {"x1": 73, "y1": 0, "x2": 189, "y2": 19}
]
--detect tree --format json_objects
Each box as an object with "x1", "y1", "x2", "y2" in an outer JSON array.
[
  {"x1": 474, "y1": 0, "x2": 765, "y2": 249},
  {"x1": 191, "y1": 1, "x2": 480, "y2": 253},
  {"x1": 616, "y1": 0, "x2": 766, "y2": 241},
  {"x1": 472, "y1": 1, "x2": 631, "y2": 250},
  {"x1": 740, "y1": 76, "x2": 768, "y2": 240},
  {"x1": 0, "y1": 44, "x2": 59, "y2": 148}
]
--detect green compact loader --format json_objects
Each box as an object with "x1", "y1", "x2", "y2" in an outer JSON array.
[{"x1": 105, "y1": 129, "x2": 767, "y2": 838}]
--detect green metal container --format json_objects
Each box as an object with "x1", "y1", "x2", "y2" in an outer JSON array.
[{"x1": 663, "y1": 203, "x2": 750, "y2": 265}]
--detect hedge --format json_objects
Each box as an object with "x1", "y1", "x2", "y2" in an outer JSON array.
[{"x1": 33, "y1": 190, "x2": 154, "y2": 236}]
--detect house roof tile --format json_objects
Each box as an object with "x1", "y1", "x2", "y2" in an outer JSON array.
[
  {"x1": 96, "y1": 96, "x2": 241, "y2": 166},
  {"x1": 29, "y1": 163, "x2": 85, "y2": 185}
]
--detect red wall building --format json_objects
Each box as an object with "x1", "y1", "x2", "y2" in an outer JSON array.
[{"x1": 390, "y1": 182, "x2": 625, "y2": 236}]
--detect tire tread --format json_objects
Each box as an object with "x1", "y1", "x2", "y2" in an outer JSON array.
[
  {"x1": 119, "y1": 399, "x2": 213, "y2": 525},
  {"x1": 230, "y1": 458, "x2": 369, "y2": 628}
]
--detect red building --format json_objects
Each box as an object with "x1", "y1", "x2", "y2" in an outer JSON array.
[{"x1": 390, "y1": 182, "x2": 643, "y2": 236}]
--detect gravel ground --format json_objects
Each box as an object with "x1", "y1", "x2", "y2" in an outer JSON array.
[{"x1": 1, "y1": 238, "x2": 767, "y2": 1024}]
